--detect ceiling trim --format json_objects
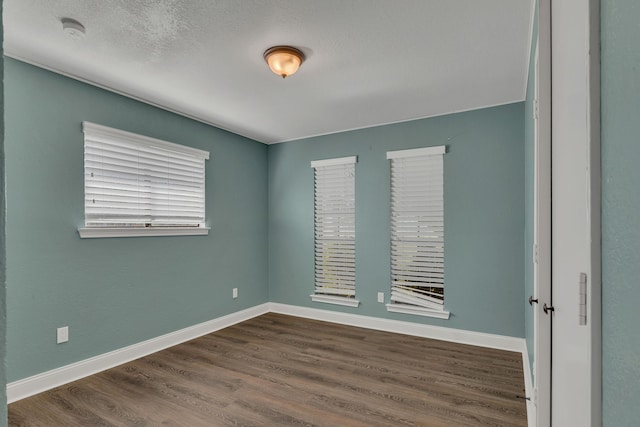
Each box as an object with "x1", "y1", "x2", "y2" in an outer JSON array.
[
  {"x1": 272, "y1": 99, "x2": 526, "y2": 145},
  {"x1": 4, "y1": 51, "x2": 264, "y2": 144},
  {"x1": 6, "y1": 51, "x2": 527, "y2": 146}
]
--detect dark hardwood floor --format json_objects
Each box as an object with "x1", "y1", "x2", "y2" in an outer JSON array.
[{"x1": 9, "y1": 313, "x2": 527, "y2": 426}]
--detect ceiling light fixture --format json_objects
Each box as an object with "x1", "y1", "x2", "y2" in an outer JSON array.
[
  {"x1": 263, "y1": 46, "x2": 305, "y2": 79},
  {"x1": 61, "y1": 17, "x2": 86, "y2": 39}
]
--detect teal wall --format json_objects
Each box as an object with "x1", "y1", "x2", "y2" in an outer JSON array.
[
  {"x1": 601, "y1": 0, "x2": 640, "y2": 424},
  {"x1": 523, "y1": 1, "x2": 538, "y2": 377},
  {"x1": 4, "y1": 58, "x2": 269, "y2": 382},
  {"x1": 268, "y1": 103, "x2": 525, "y2": 337},
  {"x1": 1, "y1": 2, "x2": 7, "y2": 424}
]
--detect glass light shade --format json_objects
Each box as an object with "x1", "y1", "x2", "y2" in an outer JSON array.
[{"x1": 264, "y1": 46, "x2": 305, "y2": 78}]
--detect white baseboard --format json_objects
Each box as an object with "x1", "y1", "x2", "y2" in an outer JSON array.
[
  {"x1": 7, "y1": 303, "x2": 270, "y2": 403},
  {"x1": 268, "y1": 302, "x2": 526, "y2": 353}
]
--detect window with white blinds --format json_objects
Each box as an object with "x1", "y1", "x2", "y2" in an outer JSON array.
[
  {"x1": 79, "y1": 122, "x2": 210, "y2": 238},
  {"x1": 386, "y1": 146, "x2": 449, "y2": 319},
  {"x1": 310, "y1": 156, "x2": 359, "y2": 307}
]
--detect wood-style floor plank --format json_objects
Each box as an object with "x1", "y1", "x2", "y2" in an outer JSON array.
[{"x1": 9, "y1": 313, "x2": 527, "y2": 426}]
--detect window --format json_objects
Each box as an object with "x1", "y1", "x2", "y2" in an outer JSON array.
[
  {"x1": 387, "y1": 146, "x2": 449, "y2": 319},
  {"x1": 310, "y1": 156, "x2": 359, "y2": 307},
  {"x1": 78, "y1": 122, "x2": 210, "y2": 238}
]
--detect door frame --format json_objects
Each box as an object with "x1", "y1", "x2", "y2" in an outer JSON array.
[
  {"x1": 533, "y1": 0, "x2": 552, "y2": 420},
  {"x1": 535, "y1": 0, "x2": 602, "y2": 425},
  {"x1": 548, "y1": 0, "x2": 602, "y2": 425}
]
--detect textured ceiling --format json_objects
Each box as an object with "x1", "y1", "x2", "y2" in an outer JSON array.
[{"x1": 4, "y1": 0, "x2": 534, "y2": 144}]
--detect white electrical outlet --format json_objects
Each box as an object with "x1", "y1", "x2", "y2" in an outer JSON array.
[
  {"x1": 57, "y1": 326, "x2": 69, "y2": 344},
  {"x1": 233, "y1": 288, "x2": 238, "y2": 299},
  {"x1": 377, "y1": 292, "x2": 385, "y2": 303}
]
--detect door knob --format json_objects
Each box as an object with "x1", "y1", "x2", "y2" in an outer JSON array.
[
  {"x1": 543, "y1": 303, "x2": 554, "y2": 314},
  {"x1": 529, "y1": 296, "x2": 538, "y2": 306}
]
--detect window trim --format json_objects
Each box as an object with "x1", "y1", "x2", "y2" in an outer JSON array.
[
  {"x1": 386, "y1": 145, "x2": 445, "y2": 159},
  {"x1": 310, "y1": 294, "x2": 360, "y2": 307},
  {"x1": 82, "y1": 122, "x2": 210, "y2": 160},
  {"x1": 310, "y1": 155, "x2": 360, "y2": 308},
  {"x1": 78, "y1": 122, "x2": 210, "y2": 239},
  {"x1": 386, "y1": 145, "x2": 448, "y2": 319},
  {"x1": 386, "y1": 303, "x2": 450, "y2": 319},
  {"x1": 78, "y1": 226, "x2": 210, "y2": 239}
]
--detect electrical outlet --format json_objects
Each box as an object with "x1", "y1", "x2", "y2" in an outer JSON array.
[
  {"x1": 233, "y1": 288, "x2": 238, "y2": 299},
  {"x1": 57, "y1": 326, "x2": 69, "y2": 344},
  {"x1": 377, "y1": 292, "x2": 385, "y2": 303}
]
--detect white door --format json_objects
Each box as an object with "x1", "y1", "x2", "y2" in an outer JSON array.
[{"x1": 550, "y1": 0, "x2": 601, "y2": 425}]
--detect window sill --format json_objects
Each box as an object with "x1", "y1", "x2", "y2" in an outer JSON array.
[
  {"x1": 386, "y1": 303, "x2": 450, "y2": 319},
  {"x1": 78, "y1": 227, "x2": 210, "y2": 239},
  {"x1": 310, "y1": 294, "x2": 360, "y2": 308}
]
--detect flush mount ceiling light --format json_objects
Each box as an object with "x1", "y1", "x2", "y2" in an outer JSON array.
[
  {"x1": 61, "y1": 17, "x2": 86, "y2": 39},
  {"x1": 263, "y1": 46, "x2": 305, "y2": 79}
]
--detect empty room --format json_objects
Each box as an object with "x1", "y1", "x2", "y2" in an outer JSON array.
[{"x1": 0, "y1": 0, "x2": 638, "y2": 426}]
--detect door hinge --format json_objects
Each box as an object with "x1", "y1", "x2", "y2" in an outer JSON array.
[{"x1": 579, "y1": 272, "x2": 587, "y2": 325}]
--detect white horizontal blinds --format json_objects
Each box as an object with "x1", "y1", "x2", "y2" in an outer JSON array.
[
  {"x1": 388, "y1": 146, "x2": 445, "y2": 311},
  {"x1": 83, "y1": 122, "x2": 210, "y2": 228},
  {"x1": 311, "y1": 156, "x2": 356, "y2": 299}
]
